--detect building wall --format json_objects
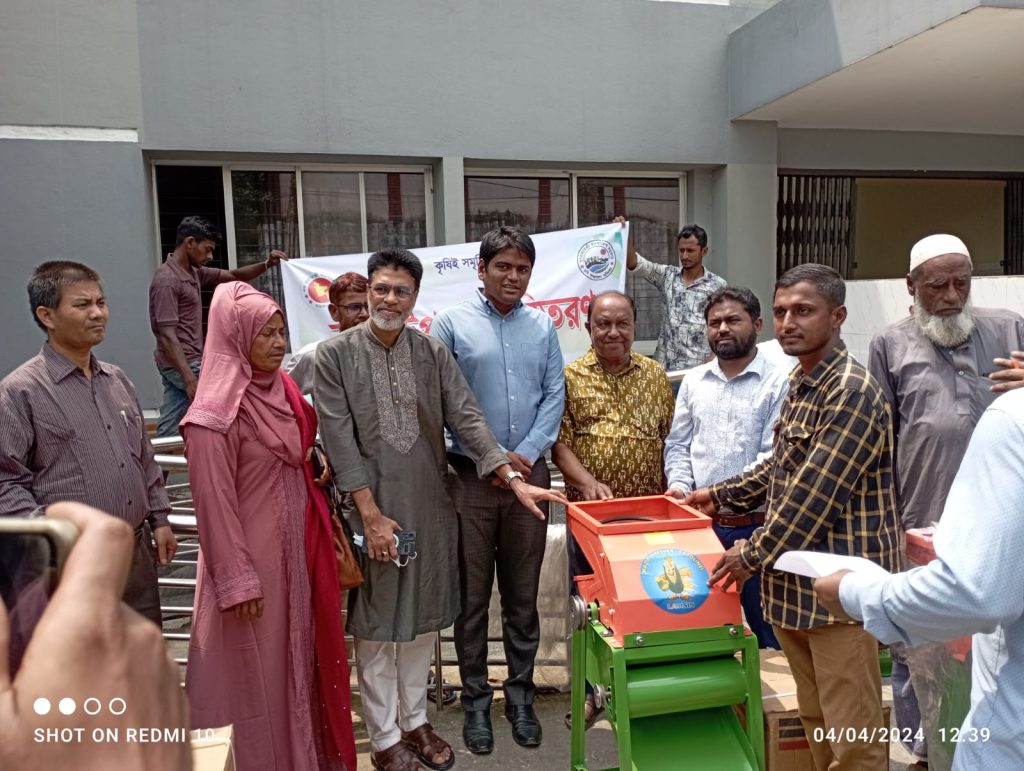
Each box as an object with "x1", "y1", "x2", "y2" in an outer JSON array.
[
  {"x1": 0, "y1": 139, "x2": 155, "y2": 393},
  {"x1": 136, "y1": 0, "x2": 762, "y2": 164},
  {"x1": 0, "y1": 0, "x2": 143, "y2": 128},
  {"x1": 853, "y1": 178, "x2": 1006, "y2": 279},
  {"x1": 778, "y1": 128, "x2": 1024, "y2": 173}
]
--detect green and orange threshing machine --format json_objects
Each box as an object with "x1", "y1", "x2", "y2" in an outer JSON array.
[{"x1": 567, "y1": 495, "x2": 764, "y2": 771}]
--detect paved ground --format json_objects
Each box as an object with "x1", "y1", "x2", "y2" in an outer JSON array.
[{"x1": 351, "y1": 683, "x2": 918, "y2": 770}]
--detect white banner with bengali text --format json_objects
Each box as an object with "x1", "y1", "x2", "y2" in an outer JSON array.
[{"x1": 280, "y1": 223, "x2": 628, "y2": 363}]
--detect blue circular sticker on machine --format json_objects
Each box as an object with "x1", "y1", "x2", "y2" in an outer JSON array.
[{"x1": 639, "y1": 549, "x2": 710, "y2": 614}]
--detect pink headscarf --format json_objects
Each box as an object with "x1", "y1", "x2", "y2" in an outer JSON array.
[
  {"x1": 183, "y1": 282, "x2": 357, "y2": 765},
  {"x1": 180, "y1": 282, "x2": 300, "y2": 466}
]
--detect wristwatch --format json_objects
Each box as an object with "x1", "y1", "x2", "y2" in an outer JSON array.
[{"x1": 502, "y1": 469, "x2": 525, "y2": 488}]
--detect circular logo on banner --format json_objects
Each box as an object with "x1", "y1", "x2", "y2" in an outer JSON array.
[
  {"x1": 304, "y1": 276, "x2": 333, "y2": 306},
  {"x1": 639, "y1": 549, "x2": 710, "y2": 615},
  {"x1": 576, "y1": 240, "x2": 616, "y2": 281}
]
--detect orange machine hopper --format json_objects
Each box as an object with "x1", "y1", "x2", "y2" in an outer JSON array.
[{"x1": 567, "y1": 495, "x2": 742, "y2": 646}]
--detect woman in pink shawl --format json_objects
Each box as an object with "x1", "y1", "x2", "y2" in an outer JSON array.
[{"x1": 182, "y1": 282, "x2": 355, "y2": 770}]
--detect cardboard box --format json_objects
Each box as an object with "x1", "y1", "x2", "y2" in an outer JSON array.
[
  {"x1": 759, "y1": 651, "x2": 891, "y2": 771},
  {"x1": 191, "y1": 725, "x2": 234, "y2": 771}
]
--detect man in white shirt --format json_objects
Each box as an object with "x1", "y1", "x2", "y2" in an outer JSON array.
[{"x1": 665, "y1": 286, "x2": 789, "y2": 648}]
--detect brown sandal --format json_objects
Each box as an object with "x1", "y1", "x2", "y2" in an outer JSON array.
[
  {"x1": 564, "y1": 694, "x2": 603, "y2": 730},
  {"x1": 401, "y1": 722, "x2": 455, "y2": 771},
  {"x1": 371, "y1": 741, "x2": 425, "y2": 771}
]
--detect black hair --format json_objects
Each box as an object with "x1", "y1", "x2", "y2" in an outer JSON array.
[
  {"x1": 479, "y1": 225, "x2": 536, "y2": 267},
  {"x1": 677, "y1": 224, "x2": 708, "y2": 248},
  {"x1": 28, "y1": 261, "x2": 102, "y2": 331},
  {"x1": 704, "y1": 286, "x2": 761, "y2": 323},
  {"x1": 175, "y1": 216, "x2": 222, "y2": 248},
  {"x1": 587, "y1": 291, "x2": 637, "y2": 322},
  {"x1": 367, "y1": 248, "x2": 424, "y2": 290},
  {"x1": 775, "y1": 263, "x2": 845, "y2": 307}
]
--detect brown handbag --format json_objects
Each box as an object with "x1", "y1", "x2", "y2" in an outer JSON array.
[
  {"x1": 330, "y1": 508, "x2": 363, "y2": 590},
  {"x1": 312, "y1": 445, "x2": 364, "y2": 590}
]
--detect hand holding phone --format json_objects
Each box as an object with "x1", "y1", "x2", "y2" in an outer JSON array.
[{"x1": 0, "y1": 503, "x2": 190, "y2": 771}]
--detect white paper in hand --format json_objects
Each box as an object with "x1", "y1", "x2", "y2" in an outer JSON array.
[{"x1": 774, "y1": 551, "x2": 891, "y2": 580}]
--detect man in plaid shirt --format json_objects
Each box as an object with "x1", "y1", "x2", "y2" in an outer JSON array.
[{"x1": 686, "y1": 263, "x2": 901, "y2": 771}]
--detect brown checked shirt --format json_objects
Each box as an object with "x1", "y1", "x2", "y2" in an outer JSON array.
[
  {"x1": 709, "y1": 343, "x2": 901, "y2": 630},
  {"x1": 0, "y1": 345, "x2": 170, "y2": 529}
]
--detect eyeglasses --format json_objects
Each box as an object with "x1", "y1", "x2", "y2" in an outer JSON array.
[
  {"x1": 370, "y1": 283, "x2": 416, "y2": 300},
  {"x1": 334, "y1": 302, "x2": 369, "y2": 313}
]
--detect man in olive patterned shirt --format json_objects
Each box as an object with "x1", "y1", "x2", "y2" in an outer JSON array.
[
  {"x1": 553, "y1": 291, "x2": 675, "y2": 502},
  {"x1": 553, "y1": 290, "x2": 674, "y2": 729}
]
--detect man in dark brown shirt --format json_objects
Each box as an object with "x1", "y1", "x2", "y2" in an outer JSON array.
[
  {"x1": 0, "y1": 261, "x2": 175, "y2": 627},
  {"x1": 149, "y1": 215, "x2": 287, "y2": 436}
]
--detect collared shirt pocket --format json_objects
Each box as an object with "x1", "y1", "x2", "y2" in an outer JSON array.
[
  {"x1": 779, "y1": 425, "x2": 812, "y2": 474},
  {"x1": 30, "y1": 417, "x2": 86, "y2": 495},
  {"x1": 518, "y1": 343, "x2": 543, "y2": 383},
  {"x1": 118, "y1": 405, "x2": 146, "y2": 462}
]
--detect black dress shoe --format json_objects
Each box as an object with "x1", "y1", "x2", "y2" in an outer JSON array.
[
  {"x1": 504, "y1": 703, "x2": 542, "y2": 747},
  {"x1": 462, "y1": 709, "x2": 493, "y2": 754}
]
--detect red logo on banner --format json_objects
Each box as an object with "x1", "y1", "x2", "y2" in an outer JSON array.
[{"x1": 305, "y1": 277, "x2": 332, "y2": 306}]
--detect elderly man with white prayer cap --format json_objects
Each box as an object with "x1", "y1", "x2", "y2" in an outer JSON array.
[{"x1": 867, "y1": 233, "x2": 1024, "y2": 764}]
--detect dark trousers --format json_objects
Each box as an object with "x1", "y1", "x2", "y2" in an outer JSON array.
[
  {"x1": 450, "y1": 454, "x2": 549, "y2": 710},
  {"x1": 712, "y1": 522, "x2": 778, "y2": 650},
  {"x1": 123, "y1": 523, "x2": 163, "y2": 628}
]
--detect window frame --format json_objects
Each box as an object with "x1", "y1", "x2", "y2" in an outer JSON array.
[
  {"x1": 150, "y1": 160, "x2": 435, "y2": 269},
  {"x1": 463, "y1": 168, "x2": 687, "y2": 230}
]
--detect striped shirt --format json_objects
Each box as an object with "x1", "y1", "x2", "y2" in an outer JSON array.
[
  {"x1": 0, "y1": 344, "x2": 170, "y2": 529},
  {"x1": 664, "y1": 350, "x2": 790, "y2": 493},
  {"x1": 709, "y1": 343, "x2": 901, "y2": 630}
]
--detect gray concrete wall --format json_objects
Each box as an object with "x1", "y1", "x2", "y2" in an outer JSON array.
[
  {"x1": 778, "y1": 128, "x2": 1024, "y2": 173},
  {"x1": 136, "y1": 0, "x2": 764, "y2": 164},
  {"x1": 0, "y1": 0, "x2": 143, "y2": 128},
  {"x1": 0, "y1": 139, "x2": 160, "y2": 403},
  {"x1": 728, "y1": 0, "x2": 989, "y2": 119}
]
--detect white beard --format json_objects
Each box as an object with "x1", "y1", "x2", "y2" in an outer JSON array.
[
  {"x1": 913, "y1": 295, "x2": 975, "y2": 348},
  {"x1": 369, "y1": 306, "x2": 406, "y2": 331}
]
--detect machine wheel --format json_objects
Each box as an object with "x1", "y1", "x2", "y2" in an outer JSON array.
[{"x1": 568, "y1": 594, "x2": 589, "y2": 631}]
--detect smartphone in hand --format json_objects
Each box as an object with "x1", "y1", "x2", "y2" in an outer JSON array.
[{"x1": 0, "y1": 517, "x2": 79, "y2": 673}]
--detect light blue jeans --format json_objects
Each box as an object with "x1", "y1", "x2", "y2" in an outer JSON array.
[{"x1": 156, "y1": 361, "x2": 201, "y2": 437}]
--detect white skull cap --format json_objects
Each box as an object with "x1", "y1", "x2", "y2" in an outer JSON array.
[{"x1": 910, "y1": 234, "x2": 971, "y2": 272}]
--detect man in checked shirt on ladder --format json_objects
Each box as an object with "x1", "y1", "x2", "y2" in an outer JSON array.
[{"x1": 685, "y1": 263, "x2": 901, "y2": 771}]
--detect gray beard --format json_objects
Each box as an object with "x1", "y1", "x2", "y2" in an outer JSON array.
[
  {"x1": 913, "y1": 295, "x2": 975, "y2": 348},
  {"x1": 369, "y1": 307, "x2": 406, "y2": 331}
]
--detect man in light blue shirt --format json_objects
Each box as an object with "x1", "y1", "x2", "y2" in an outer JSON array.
[
  {"x1": 665, "y1": 286, "x2": 789, "y2": 648},
  {"x1": 815, "y1": 387, "x2": 1024, "y2": 771},
  {"x1": 431, "y1": 225, "x2": 564, "y2": 754}
]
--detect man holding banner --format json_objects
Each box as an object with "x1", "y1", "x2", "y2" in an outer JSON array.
[
  {"x1": 431, "y1": 226, "x2": 565, "y2": 754},
  {"x1": 615, "y1": 215, "x2": 725, "y2": 373}
]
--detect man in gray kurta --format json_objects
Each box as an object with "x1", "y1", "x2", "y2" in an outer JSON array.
[
  {"x1": 314, "y1": 247, "x2": 564, "y2": 771},
  {"x1": 868, "y1": 233, "x2": 1024, "y2": 764}
]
